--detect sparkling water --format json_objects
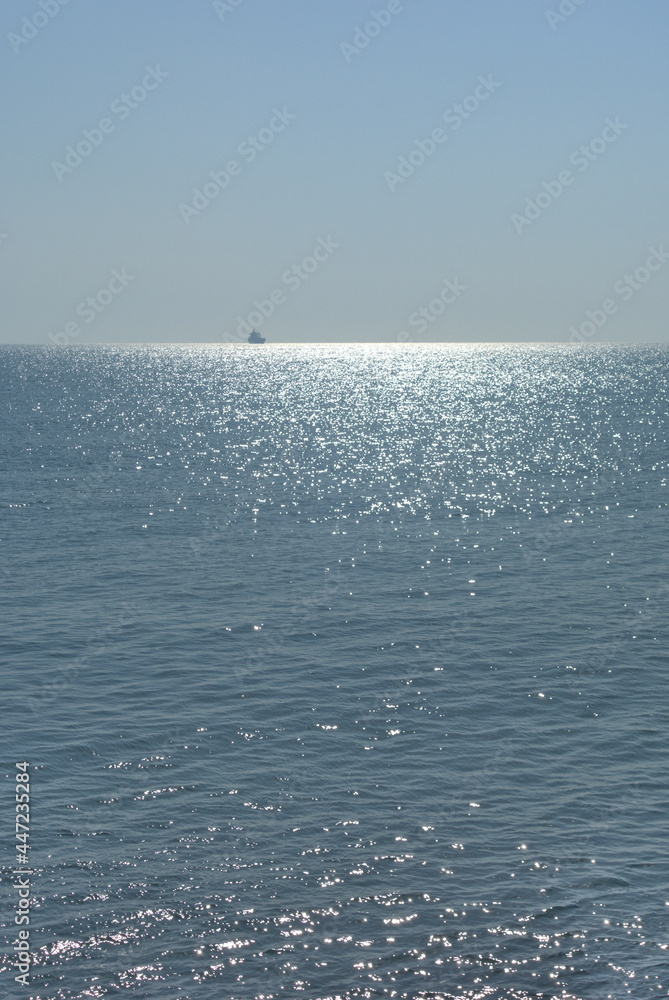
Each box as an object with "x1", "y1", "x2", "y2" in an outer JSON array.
[{"x1": 1, "y1": 344, "x2": 668, "y2": 998}]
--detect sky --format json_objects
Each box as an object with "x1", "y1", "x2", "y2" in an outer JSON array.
[{"x1": 1, "y1": 0, "x2": 668, "y2": 345}]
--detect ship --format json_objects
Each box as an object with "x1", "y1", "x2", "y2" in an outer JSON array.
[{"x1": 247, "y1": 330, "x2": 266, "y2": 344}]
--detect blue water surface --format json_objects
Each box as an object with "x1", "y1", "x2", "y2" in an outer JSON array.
[{"x1": 1, "y1": 344, "x2": 668, "y2": 999}]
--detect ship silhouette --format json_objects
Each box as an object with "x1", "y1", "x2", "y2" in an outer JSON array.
[{"x1": 247, "y1": 329, "x2": 266, "y2": 344}]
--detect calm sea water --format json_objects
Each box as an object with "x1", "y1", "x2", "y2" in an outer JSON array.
[{"x1": 1, "y1": 344, "x2": 668, "y2": 999}]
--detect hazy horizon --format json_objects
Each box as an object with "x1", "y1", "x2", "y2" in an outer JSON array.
[{"x1": 2, "y1": 0, "x2": 668, "y2": 345}]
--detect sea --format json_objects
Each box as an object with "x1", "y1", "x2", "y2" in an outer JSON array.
[{"x1": 1, "y1": 343, "x2": 668, "y2": 1000}]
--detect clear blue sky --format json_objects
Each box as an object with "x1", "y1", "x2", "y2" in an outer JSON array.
[{"x1": 2, "y1": 0, "x2": 668, "y2": 344}]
